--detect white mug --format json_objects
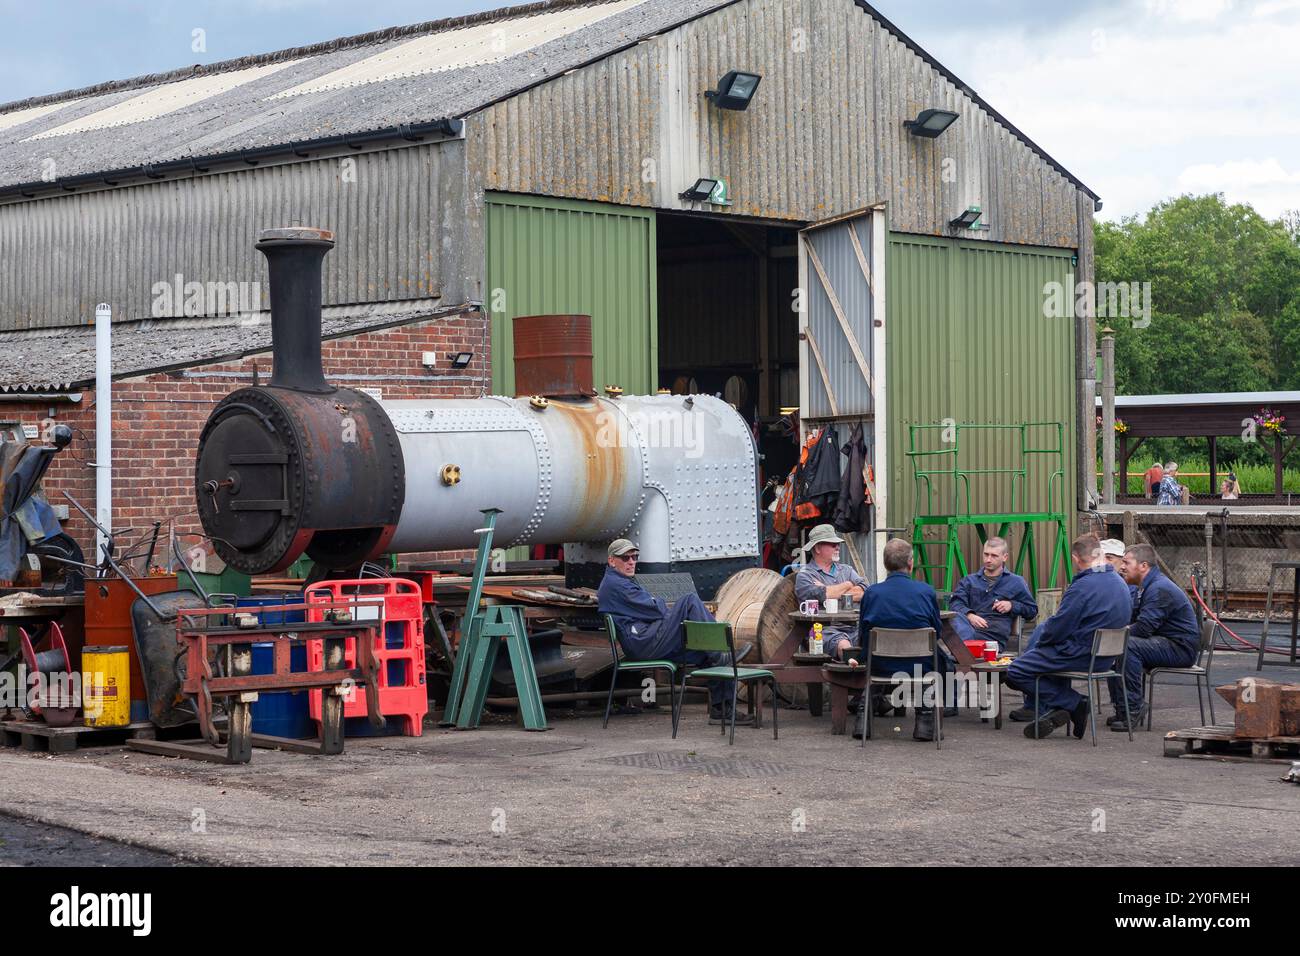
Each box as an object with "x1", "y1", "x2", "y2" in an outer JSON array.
[
  {"x1": 799, "y1": 599, "x2": 819, "y2": 615},
  {"x1": 824, "y1": 598, "x2": 840, "y2": 614}
]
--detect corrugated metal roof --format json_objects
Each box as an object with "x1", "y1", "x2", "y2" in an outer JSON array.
[
  {"x1": 1098, "y1": 392, "x2": 1300, "y2": 408},
  {"x1": 0, "y1": 300, "x2": 470, "y2": 392},
  {"x1": 26, "y1": 61, "x2": 302, "y2": 140},
  {"x1": 0, "y1": 0, "x2": 1097, "y2": 203},
  {"x1": 0, "y1": 0, "x2": 732, "y2": 193}
]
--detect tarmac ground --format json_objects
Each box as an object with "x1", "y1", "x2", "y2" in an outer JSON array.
[{"x1": 0, "y1": 649, "x2": 1296, "y2": 866}]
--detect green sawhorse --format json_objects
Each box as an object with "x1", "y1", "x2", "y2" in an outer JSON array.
[{"x1": 440, "y1": 508, "x2": 548, "y2": 731}]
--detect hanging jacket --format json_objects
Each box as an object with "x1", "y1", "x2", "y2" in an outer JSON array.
[
  {"x1": 832, "y1": 422, "x2": 873, "y2": 533},
  {"x1": 795, "y1": 425, "x2": 841, "y2": 521}
]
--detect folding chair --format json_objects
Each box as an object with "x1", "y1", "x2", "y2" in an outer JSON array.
[
  {"x1": 601, "y1": 614, "x2": 681, "y2": 737},
  {"x1": 679, "y1": 621, "x2": 776, "y2": 745},
  {"x1": 862, "y1": 627, "x2": 943, "y2": 750},
  {"x1": 1033, "y1": 626, "x2": 1132, "y2": 745},
  {"x1": 1145, "y1": 618, "x2": 1217, "y2": 730}
]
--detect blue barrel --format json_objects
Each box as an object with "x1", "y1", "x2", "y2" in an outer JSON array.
[{"x1": 239, "y1": 595, "x2": 315, "y2": 740}]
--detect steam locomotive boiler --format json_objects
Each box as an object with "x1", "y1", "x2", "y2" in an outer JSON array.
[{"x1": 194, "y1": 228, "x2": 760, "y2": 598}]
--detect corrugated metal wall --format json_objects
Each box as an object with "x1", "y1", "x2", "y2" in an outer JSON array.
[
  {"x1": 468, "y1": 0, "x2": 1085, "y2": 248},
  {"x1": 886, "y1": 231, "x2": 1077, "y2": 587},
  {"x1": 485, "y1": 192, "x2": 656, "y2": 396},
  {"x1": 0, "y1": 141, "x2": 467, "y2": 330},
  {"x1": 802, "y1": 213, "x2": 874, "y2": 418}
]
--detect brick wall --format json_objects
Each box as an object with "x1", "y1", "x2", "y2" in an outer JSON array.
[{"x1": 3, "y1": 312, "x2": 489, "y2": 570}]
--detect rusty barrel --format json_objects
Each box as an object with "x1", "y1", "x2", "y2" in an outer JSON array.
[{"x1": 513, "y1": 314, "x2": 594, "y2": 397}]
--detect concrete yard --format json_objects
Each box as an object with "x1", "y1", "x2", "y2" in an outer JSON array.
[{"x1": 0, "y1": 651, "x2": 1297, "y2": 867}]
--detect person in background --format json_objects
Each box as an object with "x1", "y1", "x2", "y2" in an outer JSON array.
[
  {"x1": 1004, "y1": 534, "x2": 1132, "y2": 739},
  {"x1": 1142, "y1": 461, "x2": 1164, "y2": 498},
  {"x1": 1156, "y1": 462, "x2": 1187, "y2": 506},
  {"x1": 852, "y1": 538, "x2": 946, "y2": 742},
  {"x1": 1100, "y1": 538, "x2": 1139, "y2": 611},
  {"x1": 597, "y1": 539, "x2": 753, "y2": 726},
  {"x1": 1106, "y1": 543, "x2": 1200, "y2": 731},
  {"x1": 1220, "y1": 472, "x2": 1240, "y2": 500},
  {"x1": 793, "y1": 523, "x2": 866, "y2": 660},
  {"x1": 947, "y1": 537, "x2": 1037, "y2": 651}
]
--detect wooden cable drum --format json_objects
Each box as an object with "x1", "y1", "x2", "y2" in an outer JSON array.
[{"x1": 713, "y1": 568, "x2": 797, "y2": 656}]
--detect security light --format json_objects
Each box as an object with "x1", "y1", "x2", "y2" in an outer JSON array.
[
  {"x1": 949, "y1": 206, "x2": 983, "y2": 230},
  {"x1": 450, "y1": 351, "x2": 474, "y2": 369},
  {"x1": 704, "y1": 71, "x2": 762, "y2": 111},
  {"x1": 679, "y1": 178, "x2": 720, "y2": 202},
  {"x1": 903, "y1": 108, "x2": 959, "y2": 138}
]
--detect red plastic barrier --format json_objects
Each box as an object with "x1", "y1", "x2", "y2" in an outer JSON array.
[{"x1": 305, "y1": 579, "x2": 427, "y2": 736}]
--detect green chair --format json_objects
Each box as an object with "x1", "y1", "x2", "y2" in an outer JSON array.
[
  {"x1": 679, "y1": 621, "x2": 777, "y2": 745},
  {"x1": 602, "y1": 614, "x2": 682, "y2": 737}
]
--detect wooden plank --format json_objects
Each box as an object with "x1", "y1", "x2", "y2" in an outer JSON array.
[
  {"x1": 847, "y1": 219, "x2": 873, "y2": 294},
  {"x1": 803, "y1": 235, "x2": 875, "y2": 392},
  {"x1": 802, "y1": 325, "x2": 840, "y2": 417}
]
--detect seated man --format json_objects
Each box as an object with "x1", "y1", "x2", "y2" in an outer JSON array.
[
  {"x1": 596, "y1": 538, "x2": 752, "y2": 725},
  {"x1": 793, "y1": 523, "x2": 866, "y2": 660},
  {"x1": 1100, "y1": 538, "x2": 1139, "y2": 610},
  {"x1": 1005, "y1": 534, "x2": 1132, "y2": 739},
  {"x1": 948, "y1": 537, "x2": 1037, "y2": 651},
  {"x1": 852, "y1": 538, "x2": 946, "y2": 742},
  {"x1": 1106, "y1": 543, "x2": 1200, "y2": 731}
]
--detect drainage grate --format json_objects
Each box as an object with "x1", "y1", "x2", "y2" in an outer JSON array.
[{"x1": 595, "y1": 751, "x2": 793, "y2": 778}]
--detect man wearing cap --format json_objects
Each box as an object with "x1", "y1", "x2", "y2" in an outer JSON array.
[
  {"x1": 794, "y1": 524, "x2": 867, "y2": 660},
  {"x1": 1100, "y1": 538, "x2": 1139, "y2": 610},
  {"x1": 1105, "y1": 542, "x2": 1200, "y2": 731},
  {"x1": 597, "y1": 539, "x2": 750, "y2": 725},
  {"x1": 947, "y1": 537, "x2": 1037, "y2": 652}
]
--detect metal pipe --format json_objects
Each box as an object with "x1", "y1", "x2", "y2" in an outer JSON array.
[
  {"x1": 94, "y1": 303, "x2": 112, "y2": 565},
  {"x1": 482, "y1": 686, "x2": 707, "y2": 708},
  {"x1": 1203, "y1": 514, "x2": 1215, "y2": 611},
  {"x1": 1100, "y1": 327, "x2": 1116, "y2": 505}
]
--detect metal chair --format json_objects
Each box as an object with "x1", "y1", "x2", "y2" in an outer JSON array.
[
  {"x1": 679, "y1": 621, "x2": 777, "y2": 745},
  {"x1": 1145, "y1": 618, "x2": 1217, "y2": 730},
  {"x1": 1033, "y1": 626, "x2": 1131, "y2": 745},
  {"x1": 861, "y1": 627, "x2": 943, "y2": 750},
  {"x1": 600, "y1": 613, "x2": 681, "y2": 737}
]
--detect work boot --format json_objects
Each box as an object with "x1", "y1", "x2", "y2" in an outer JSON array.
[
  {"x1": 852, "y1": 708, "x2": 870, "y2": 740},
  {"x1": 1023, "y1": 708, "x2": 1070, "y2": 739},
  {"x1": 1069, "y1": 698, "x2": 1091, "y2": 739},
  {"x1": 871, "y1": 689, "x2": 895, "y2": 717},
  {"x1": 709, "y1": 701, "x2": 755, "y2": 726},
  {"x1": 1008, "y1": 706, "x2": 1036, "y2": 722},
  {"x1": 913, "y1": 709, "x2": 942, "y2": 742},
  {"x1": 1109, "y1": 706, "x2": 1145, "y2": 732}
]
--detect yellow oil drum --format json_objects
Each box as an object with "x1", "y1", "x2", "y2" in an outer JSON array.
[{"x1": 82, "y1": 646, "x2": 130, "y2": 727}]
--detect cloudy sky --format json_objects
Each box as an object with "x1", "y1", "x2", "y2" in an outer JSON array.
[{"x1": 1, "y1": 0, "x2": 1296, "y2": 223}]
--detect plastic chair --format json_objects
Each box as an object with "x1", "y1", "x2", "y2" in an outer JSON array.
[
  {"x1": 601, "y1": 614, "x2": 681, "y2": 737},
  {"x1": 1145, "y1": 619, "x2": 1217, "y2": 730},
  {"x1": 862, "y1": 627, "x2": 943, "y2": 750},
  {"x1": 679, "y1": 621, "x2": 777, "y2": 745},
  {"x1": 1033, "y1": 626, "x2": 1131, "y2": 745}
]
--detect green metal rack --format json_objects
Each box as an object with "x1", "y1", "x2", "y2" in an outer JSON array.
[{"x1": 907, "y1": 422, "x2": 1070, "y2": 593}]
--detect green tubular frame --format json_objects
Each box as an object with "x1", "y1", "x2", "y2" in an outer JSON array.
[{"x1": 907, "y1": 422, "x2": 1070, "y2": 593}]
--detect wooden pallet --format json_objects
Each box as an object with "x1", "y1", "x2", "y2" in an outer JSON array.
[
  {"x1": 0, "y1": 718, "x2": 157, "y2": 754},
  {"x1": 1163, "y1": 724, "x2": 1300, "y2": 763}
]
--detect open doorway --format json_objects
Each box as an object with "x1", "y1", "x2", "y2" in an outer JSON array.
[{"x1": 655, "y1": 211, "x2": 803, "y2": 486}]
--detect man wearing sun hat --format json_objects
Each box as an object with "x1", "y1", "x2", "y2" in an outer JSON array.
[
  {"x1": 794, "y1": 523, "x2": 867, "y2": 660},
  {"x1": 597, "y1": 538, "x2": 752, "y2": 725}
]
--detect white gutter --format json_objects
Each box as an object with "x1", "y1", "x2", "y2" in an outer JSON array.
[{"x1": 94, "y1": 303, "x2": 111, "y2": 565}]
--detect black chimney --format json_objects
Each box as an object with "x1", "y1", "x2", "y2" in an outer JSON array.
[{"x1": 255, "y1": 226, "x2": 335, "y2": 393}]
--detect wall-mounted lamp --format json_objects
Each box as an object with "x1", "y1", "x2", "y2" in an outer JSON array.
[
  {"x1": 450, "y1": 351, "x2": 474, "y2": 369},
  {"x1": 704, "y1": 70, "x2": 762, "y2": 111},
  {"x1": 679, "y1": 177, "x2": 721, "y2": 202},
  {"x1": 903, "y1": 108, "x2": 959, "y2": 138},
  {"x1": 948, "y1": 206, "x2": 984, "y2": 231}
]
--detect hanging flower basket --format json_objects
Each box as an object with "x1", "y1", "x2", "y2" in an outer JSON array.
[{"x1": 1254, "y1": 408, "x2": 1287, "y2": 437}]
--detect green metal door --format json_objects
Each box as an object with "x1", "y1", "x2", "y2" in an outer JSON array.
[
  {"x1": 485, "y1": 193, "x2": 657, "y2": 396},
  {"x1": 886, "y1": 233, "x2": 1078, "y2": 585}
]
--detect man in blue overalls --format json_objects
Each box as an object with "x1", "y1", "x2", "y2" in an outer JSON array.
[
  {"x1": 852, "y1": 538, "x2": 947, "y2": 741},
  {"x1": 1106, "y1": 542, "x2": 1199, "y2": 731},
  {"x1": 948, "y1": 536, "x2": 1038, "y2": 651},
  {"x1": 597, "y1": 539, "x2": 752, "y2": 725},
  {"x1": 1006, "y1": 534, "x2": 1132, "y2": 739}
]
